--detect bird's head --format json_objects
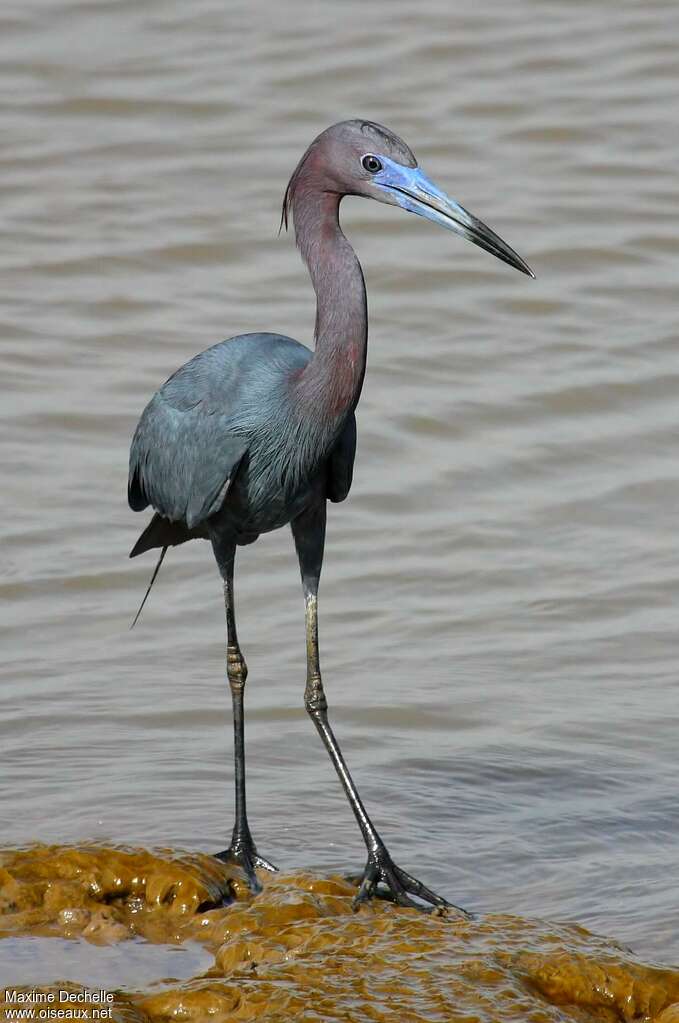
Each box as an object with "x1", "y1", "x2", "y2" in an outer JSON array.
[{"x1": 283, "y1": 119, "x2": 534, "y2": 278}]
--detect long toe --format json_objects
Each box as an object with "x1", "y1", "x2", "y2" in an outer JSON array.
[
  {"x1": 393, "y1": 864, "x2": 472, "y2": 918},
  {"x1": 353, "y1": 848, "x2": 471, "y2": 918},
  {"x1": 252, "y1": 853, "x2": 278, "y2": 873},
  {"x1": 352, "y1": 859, "x2": 379, "y2": 909},
  {"x1": 218, "y1": 850, "x2": 262, "y2": 894},
  {"x1": 214, "y1": 843, "x2": 277, "y2": 893}
]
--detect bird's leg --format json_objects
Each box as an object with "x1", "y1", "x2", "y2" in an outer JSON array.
[
  {"x1": 292, "y1": 503, "x2": 467, "y2": 916},
  {"x1": 303, "y1": 589, "x2": 456, "y2": 913},
  {"x1": 214, "y1": 543, "x2": 276, "y2": 890}
]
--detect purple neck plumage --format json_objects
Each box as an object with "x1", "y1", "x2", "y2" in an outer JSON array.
[{"x1": 287, "y1": 164, "x2": 368, "y2": 420}]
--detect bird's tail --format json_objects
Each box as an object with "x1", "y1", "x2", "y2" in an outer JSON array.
[{"x1": 130, "y1": 546, "x2": 167, "y2": 630}]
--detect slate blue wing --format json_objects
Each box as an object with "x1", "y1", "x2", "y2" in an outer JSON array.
[
  {"x1": 128, "y1": 341, "x2": 253, "y2": 530},
  {"x1": 128, "y1": 398, "x2": 247, "y2": 528}
]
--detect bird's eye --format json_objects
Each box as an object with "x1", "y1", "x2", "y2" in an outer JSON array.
[{"x1": 361, "y1": 154, "x2": 382, "y2": 174}]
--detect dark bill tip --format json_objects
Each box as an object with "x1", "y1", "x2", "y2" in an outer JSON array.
[{"x1": 462, "y1": 210, "x2": 535, "y2": 279}]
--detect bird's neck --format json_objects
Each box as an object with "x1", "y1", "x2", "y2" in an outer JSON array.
[{"x1": 292, "y1": 189, "x2": 367, "y2": 420}]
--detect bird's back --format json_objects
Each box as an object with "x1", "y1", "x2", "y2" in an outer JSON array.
[{"x1": 161, "y1": 332, "x2": 310, "y2": 413}]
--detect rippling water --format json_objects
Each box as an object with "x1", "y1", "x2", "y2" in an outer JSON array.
[{"x1": 2, "y1": 0, "x2": 678, "y2": 990}]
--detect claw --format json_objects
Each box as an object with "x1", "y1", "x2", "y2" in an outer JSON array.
[{"x1": 351, "y1": 845, "x2": 471, "y2": 918}]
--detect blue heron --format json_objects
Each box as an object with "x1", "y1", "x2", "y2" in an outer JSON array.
[{"x1": 128, "y1": 120, "x2": 533, "y2": 912}]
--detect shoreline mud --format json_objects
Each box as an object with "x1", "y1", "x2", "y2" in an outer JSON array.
[{"x1": 1, "y1": 844, "x2": 678, "y2": 1022}]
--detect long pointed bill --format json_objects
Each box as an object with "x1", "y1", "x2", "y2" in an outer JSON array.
[{"x1": 372, "y1": 158, "x2": 535, "y2": 278}]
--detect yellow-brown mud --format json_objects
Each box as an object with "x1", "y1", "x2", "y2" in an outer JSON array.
[{"x1": 1, "y1": 844, "x2": 678, "y2": 1022}]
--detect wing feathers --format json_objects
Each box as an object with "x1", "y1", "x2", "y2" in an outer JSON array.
[{"x1": 128, "y1": 392, "x2": 247, "y2": 528}]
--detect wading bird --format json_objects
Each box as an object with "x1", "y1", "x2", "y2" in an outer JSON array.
[{"x1": 128, "y1": 120, "x2": 533, "y2": 912}]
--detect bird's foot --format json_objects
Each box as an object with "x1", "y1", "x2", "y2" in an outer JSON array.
[
  {"x1": 215, "y1": 832, "x2": 277, "y2": 894},
  {"x1": 351, "y1": 843, "x2": 471, "y2": 918}
]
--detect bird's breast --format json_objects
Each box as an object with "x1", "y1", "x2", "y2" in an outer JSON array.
[{"x1": 219, "y1": 415, "x2": 333, "y2": 540}]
